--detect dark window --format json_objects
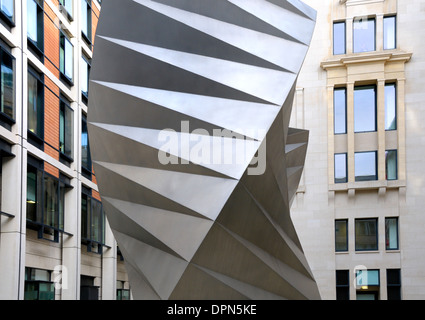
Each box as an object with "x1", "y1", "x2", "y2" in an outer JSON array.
[
  {"x1": 59, "y1": 0, "x2": 73, "y2": 19},
  {"x1": 0, "y1": 45, "x2": 15, "y2": 124},
  {"x1": 59, "y1": 31, "x2": 73, "y2": 83},
  {"x1": 334, "y1": 153, "x2": 347, "y2": 184},
  {"x1": 387, "y1": 269, "x2": 401, "y2": 300},
  {"x1": 80, "y1": 275, "x2": 99, "y2": 300},
  {"x1": 383, "y1": 16, "x2": 396, "y2": 50},
  {"x1": 385, "y1": 217, "x2": 399, "y2": 250},
  {"x1": 27, "y1": 0, "x2": 44, "y2": 55},
  {"x1": 336, "y1": 270, "x2": 350, "y2": 300},
  {"x1": 27, "y1": 69, "x2": 44, "y2": 144},
  {"x1": 385, "y1": 83, "x2": 397, "y2": 130},
  {"x1": 355, "y1": 151, "x2": 377, "y2": 182},
  {"x1": 333, "y1": 21, "x2": 346, "y2": 55},
  {"x1": 81, "y1": 0, "x2": 92, "y2": 45},
  {"x1": 59, "y1": 97, "x2": 73, "y2": 161},
  {"x1": 335, "y1": 219, "x2": 348, "y2": 252},
  {"x1": 334, "y1": 87, "x2": 346, "y2": 134},
  {"x1": 0, "y1": 0, "x2": 14, "y2": 25},
  {"x1": 81, "y1": 114, "x2": 91, "y2": 175},
  {"x1": 355, "y1": 218, "x2": 378, "y2": 251},
  {"x1": 81, "y1": 55, "x2": 90, "y2": 102},
  {"x1": 353, "y1": 17, "x2": 375, "y2": 53},
  {"x1": 24, "y1": 267, "x2": 55, "y2": 300},
  {"x1": 117, "y1": 289, "x2": 130, "y2": 300},
  {"x1": 26, "y1": 159, "x2": 68, "y2": 242},
  {"x1": 81, "y1": 191, "x2": 105, "y2": 253},
  {"x1": 354, "y1": 85, "x2": 376, "y2": 133},
  {"x1": 385, "y1": 150, "x2": 397, "y2": 181}
]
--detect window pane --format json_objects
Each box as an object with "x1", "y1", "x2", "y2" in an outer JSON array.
[
  {"x1": 59, "y1": 0, "x2": 73, "y2": 16},
  {"x1": 385, "y1": 83, "x2": 396, "y2": 130},
  {"x1": 356, "y1": 269, "x2": 379, "y2": 286},
  {"x1": 385, "y1": 150, "x2": 397, "y2": 180},
  {"x1": 1, "y1": 0, "x2": 14, "y2": 20},
  {"x1": 27, "y1": 0, "x2": 38, "y2": 43},
  {"x1": 355, "y1": 152, "x2": 377, "y2": 181},
  {"x1": 60, "y1": 34, "x2": 73, "y2": 81},
  {"x1": 81, "y1": 115, "x2": 91, "y2": 170},
  {"x1": 27, "y1": 165, "x2": 42, "y2": 223},
  {"x1": 384, "y1": 16, "x2": 396, "y2": 50},
  {"x1": 355, "y1": 219, "x2": 378, "y2": 250},
  {"x1": 81, "y1": 57, "x2": 89, "y2": 96},
  {"x1": 92, "y1": 199, "x2": 103, "y2": 243},
  {"x1": 333, "y1": 22, "x2": 346, "y2": 55},
  {"x1": 60, "y1": 101, "x2": 73, "y2": 158},
  {"x1": 354, "y1": 86, "x2": 376, "y2": 132},
  {"x1": 335, "y1": 153, "x2": 347, "y2": 183},
  {"x1": 353, "y1": 18, "x2": 375, "y2": 53},
  {"x1": 28, "y1": 72, "x2": 43, "y2": 137},
  {"x1": 1, "y1": 49, "x2": 14, "y2": 119},
  {"x1": 335, "y1": 220, "x2": 348, "y2": 251},
  {"x1": 334, "y1": 88, "x2": 346, "y2": 134},
  {"x1": 44, "y1": 175, "x2": 59, "y2": 229},
  {"x1": 385, "y1": 218, "x2": 398, "y2": 250}
]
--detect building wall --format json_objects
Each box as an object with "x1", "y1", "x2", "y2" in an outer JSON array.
[
  {"x1": 292, "y1": 0, "x2": 425, "y2": 300},
  {"x1": 0, "y1": 0, "x2": 129, "y2": 300}
]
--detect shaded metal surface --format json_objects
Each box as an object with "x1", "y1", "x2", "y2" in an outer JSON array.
[{"x1": 88, "y1": 0, "x2": 319, "y2": 299}]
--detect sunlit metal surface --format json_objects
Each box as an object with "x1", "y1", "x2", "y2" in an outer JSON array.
[{"x1": 88, "y1": 0, "x2": 319, "y2": 299}]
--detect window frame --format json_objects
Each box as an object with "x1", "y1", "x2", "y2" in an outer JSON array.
[
  {"x1": 59, "y1": 30, "x2": 74, "y2": 85},
  {"x1": 335, "y1": 219, "x2": 348, "y2": 252},
  {"x1": 385, "y1": 149, "x2": 398, "y2": 181},
  {"x1": 355, "y1": 218, "x2": 379, "y2": 251},
  {"x1": 383, "y1": 15, "x2": 397, "y2": 50},
  {"x1": 59, "y1": 95, "x2": 74, "y2": 163},
  {"x1": 385, "y1": 217, "x2": 399, "y2": 251},
  {"x1": 385, "y1": 82, "x2": 397, "y2": 131},
  {"x1": 0, "y1": 0, "x2": 15, "y2": 27},
  {"x1": 81, "y1": 54, "x2": 91, "y2": 103},
  {"x1": 24, "y1": 267, "x2": 55, "y2": 301},
  {"x1": 27, "y1": 0, "x2": 44, "y2": 59},
  {"x1": 81, "y1": 113, "x2": 92, "y2": 177},
  {"x1": 334, "y1": 153, "x2": 348, "y2": 184},
  {"x1": 59, "y1": 0, "x2": 73, "y2": 20},
  {"x1": 336, "y1": 270, "x2": 350, "y2": 300},
  {"x1": 334, "y1": 87, "x2": 347, "y2": 135},
  {"x1": 27, "y1": 66, "x2": 45, "y2": 149},
  {"x1": 0, "y1": 43, "x2": 15, "y2": 128},
  {"x1": 81, "y1": 0, "x2": 92, "y2": 46},
  {"x1": 333, "y1": 21, "x2": 346, "y2": 55},
  {"x1": 81, "y1": 189, "x2": 105, "y2": 254},
  {"x1": 386, "y1": 269, "x2": 401, "y2": 300},
  {"x1": 354, "y1": 85, "x2": 377, "y2": 133},
  {"x1": 353, "y1": 17, "x2": 376, "y2": 53},
  {"x1": 355, "y1": 151, "x2": 378, "y2": 182}
]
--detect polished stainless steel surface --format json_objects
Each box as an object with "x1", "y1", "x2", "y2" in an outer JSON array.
[{"x1": 88, "y1": 0, "x2": 319, "y2": 299}]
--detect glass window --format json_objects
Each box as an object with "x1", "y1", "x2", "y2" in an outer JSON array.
[
  {"x1": 24, "y1": 267, "x2": 55, "y2": 301},
  {"x1": 355, "y1": 218, "x2": 378, "y2": 251},
  {"x1": 333, "y1": 21, "x2": 346, "y2": 55},
  {"x1": 59, "y1": 99, "x2": 73, "y2": 159},
  {"x1": 355, "y1": 151, "x2": 377, "y2": 182},
  {"x1": 385, "y1": 83, "x2": 397, "y2": 130},
  {"x1": 26, "y1": 164, "x2": 42, "y2": 223},
  {"x1": 81, "y1": 0, "x2": 92, "y2": 43},
  {"x1": 334, "y1": 88, "x2": 346, "y2": 134},
  {"x1": 81, "y1": 114, "x2": 91, "y2": 172},
  {"x1": 59, "y1": 0, "x2": 73, "y2": 17},
  {"x1": 1, "y1": 47, "x2": 14, "y2": 120},
  {"x1": 385, "y1": 150, "x2": 397, "y2": 180},
  {"x1": 60, "y1": 32, "x2": 73, "y2": 82},
  {"x1": 27, "y1": 70, "x2": 44, "y2": 139},
  {"x1": 354, "y1": 85, "x2": 376, "y2": 133},
  {"x1": 43, "y1": 174, "x2": 59, "y2": 229},
  {"x1": 385, "y1": 217, "x2": 398, "y2": 250},
  {"x1": 387, "y1": 269, "x2": 401, "y2": 300},
  {"x1": 81, "y1": 191, "x2": 105, "y2": 253},
  {"x1": 336, "y1": 270, "x2": 349, "y2": 300},
  {"x1": 27, "y1": 0, "x2": 44, "y2": 52},
  {"x1": 0, "y1": 0, "x2": 14, "y2": 22},
  {"x1": 335, "y1": 220, "x2": 348, "y2": 252},
  {"x1": 81, "y1": 55, "x2": 90, "y2": 99},
  {"x1": 356, "y1": 269, "x2": 379, "y2": 286},
  {"x1": 353, "y1": 17, "x2": 375, "y2": 53},
  {"x1": 384, "y1": 16, "x2": 396, "y2": 50},
  {"x1": 334, "y1": 153, "x2": 347, "y2": 184}
]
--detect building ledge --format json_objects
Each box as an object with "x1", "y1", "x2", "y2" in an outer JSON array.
[
  {"x1": 321, "y1": 50, "x2": 412, "y2": 70},
  {"x1": 329, "y1": 179, "x2": 406, "y2": 192}
]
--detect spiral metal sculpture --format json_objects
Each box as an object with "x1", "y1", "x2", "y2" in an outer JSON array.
[{"x1": 88, "y1": 0, "x2": 319, "y2": 299}]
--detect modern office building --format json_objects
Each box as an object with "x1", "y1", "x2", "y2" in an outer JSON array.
[
  {"x1": 291, "y1": 0, "x2": 425, "y2": 300},
  {"x1": 0, "y1": 0, "x2": 130, "y2": 300}
]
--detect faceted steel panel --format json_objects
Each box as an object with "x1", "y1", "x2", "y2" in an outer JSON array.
[{"x1": 88, "y1": 0, "x2": 320, "y2": 300}]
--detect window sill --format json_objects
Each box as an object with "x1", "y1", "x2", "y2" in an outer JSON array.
[
  {"x1": 330, "y1": 179, "x2": 406, "y2": 192},
  {"x1": 355, "y1": 250, "x2": 380, "y2": 254}
]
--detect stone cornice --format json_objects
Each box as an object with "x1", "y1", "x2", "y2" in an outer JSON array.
[{"x1": 321, "y1": 50, "x2": 412, "y2": 70}]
